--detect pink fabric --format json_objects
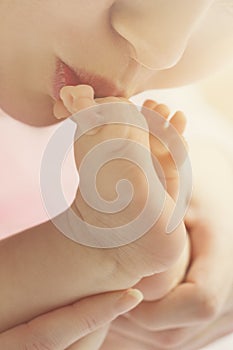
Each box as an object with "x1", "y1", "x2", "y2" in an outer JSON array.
[{"x1": 0, "y1": 109, "x2": 77, "y2": 239}]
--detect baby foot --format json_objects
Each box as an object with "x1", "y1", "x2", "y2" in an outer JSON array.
[
  {"x1": 57, "y1": 85, "x2": 187, "y2": 288},
  {"x1": 0, "y1": 90, "x2": 190, "y2": 332}
]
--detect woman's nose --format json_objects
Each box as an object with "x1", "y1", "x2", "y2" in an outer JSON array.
[{"x1": 110, "y1": 0, "x2": 213, "y2": 70}]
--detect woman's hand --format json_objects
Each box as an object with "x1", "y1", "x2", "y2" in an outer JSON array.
[
  {"x1": 100, "y1": 138, "x2": 233, "y2": 350},
  {"x1": 0, "y1": 289, "x2": 143, "y2": 350},
  {"x1": 101, "y1": 307, "x2": 233, "y2": 350}
]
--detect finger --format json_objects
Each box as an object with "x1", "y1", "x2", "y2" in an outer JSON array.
[
  {"x1": 146, "y1": 325, "x2": 205, "y2": 349},
  {"x1": 104, "y1": 311, "x2": 233, "y2": 350},
  {"x1": 112, "y1": 312, "x2": 204, "y2": 348},
  {"x1": 101, "y1": 329, "x2": 155, "y2": 350},
  {"x1": 128, "y1": 222, "x2": 233, "y2": 330},
  {"x1": 183, "y1": 310, "x2": 233, "y2": 350},
  {"x1": 112, "y1": 314, "x2": 155, "y2": 341},
  {"x1": 157, "y1": 309, "x2": 233, "y2": 350},
  {"x1": 0, "y1": 289, "x2": 143, "y2": 350},
  {"x1": 66, "y1": 326, "x2": 109, "y2": 350},
  {"x1": 111, "y1": 315, "x2": 169, "y2": 347},
  {"x1": 113, "y1": 310, "x2": 233, "y2": 350}
]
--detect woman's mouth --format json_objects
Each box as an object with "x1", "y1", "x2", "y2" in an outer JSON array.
[{"x1": 52, "y1": 58, "x2": 125, "y2": 100}]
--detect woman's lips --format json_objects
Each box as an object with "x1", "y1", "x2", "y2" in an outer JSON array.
[{"x1": 53, "y1": 59, "x2": 125, "y2": 100}]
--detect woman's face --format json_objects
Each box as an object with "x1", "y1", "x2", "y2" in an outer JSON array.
[{"x1": 0, "y1": 0, "x2": 233, "y2": 125}]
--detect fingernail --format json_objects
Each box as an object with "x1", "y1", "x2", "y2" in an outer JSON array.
[{"x1": 116, "y1": 289, "x2": 143, "y2": 315}]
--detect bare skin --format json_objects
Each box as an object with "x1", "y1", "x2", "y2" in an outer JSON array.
[
  {"x1": 0, "y1": 289, "x2": 143, "y2": 350},
  {"x1": 58, "y1": 84, "x2": 191, "y2": 301},
  {"x1": 1, "y1": 1, "x2": 233, "y2": 349},
  {"x1": 0, "y1": 85, "x2": 189, "y2": 333}
]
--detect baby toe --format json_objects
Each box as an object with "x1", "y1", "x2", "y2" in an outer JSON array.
[
  {"x1": 143, "y1": 99, "x2": 158, "y2": 110},
  {"x1": 60, "y1": 85, "x2": 96, "y2": 113},
  {"x1": 154, "y1": 104, "x2": 170, "y2": 119},
  {"x1": 170, "y1": 111, "x2": 186, "y2": 135}
]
